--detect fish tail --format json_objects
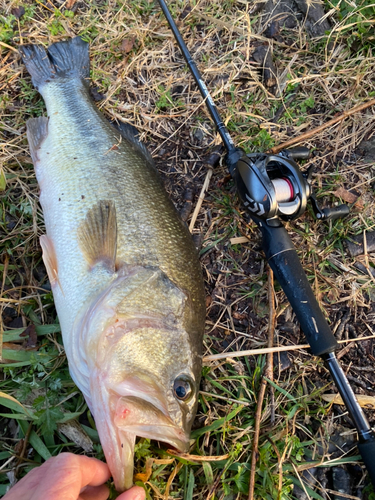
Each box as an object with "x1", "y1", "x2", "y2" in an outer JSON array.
[{"x1": 19, "y1": 37, "x2": 89, "y2": 91}]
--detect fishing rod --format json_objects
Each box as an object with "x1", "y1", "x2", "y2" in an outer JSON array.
[{"x1": 157, "y1": 0, "x2": 375, "y2": 487}]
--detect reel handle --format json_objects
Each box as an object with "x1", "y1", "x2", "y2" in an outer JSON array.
[
  {"x1": 259, "y1": 220, "x2": 338, "y2": 356},
  {"x1": 318, "y1": 204, "x2": 350, "y2": 221}
]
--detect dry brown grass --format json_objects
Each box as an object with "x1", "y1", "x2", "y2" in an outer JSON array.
[{"x1": 1, "y1": 0, "x2": 375, "y2": 498}]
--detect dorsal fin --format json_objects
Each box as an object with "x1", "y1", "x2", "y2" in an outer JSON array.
[
  {"x1": 111, "y1": 121, "x2": 155, "y2": 166},
  {"x1": 77, "y1": 200, "x2": 117, "y2": 271}
]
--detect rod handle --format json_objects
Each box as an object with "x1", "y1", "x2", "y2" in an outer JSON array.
[
  {"x1": 358, "y1": 438, "x2": 375, "y2": 488},
  {"x1": 259, "y1": 221, "x2": 338, "y2": 356}
]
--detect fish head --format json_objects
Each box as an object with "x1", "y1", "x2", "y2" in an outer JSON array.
[
  {"x1": 91, "y1": 324, "x2": 201, "y2": 491},
  {"x1": 79, "y1": 269, "x2": 204, "y2": 491}
]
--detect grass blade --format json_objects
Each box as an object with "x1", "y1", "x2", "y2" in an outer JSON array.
[
  {"x1": 3, "y1": 324, "x2": 61, "y2": 343},
  {"x1": 185, "y1": 469, "x2": 195, "y2": 500},
  {"x1": 0, "y1": 391, "x2": 32, "y2": 416},
  {"x1": 191, "y1": 405, "x2": 243, "y2": 439},
  {"x1": 19, "y1": 420, "x2": 52, "y2": 461}
]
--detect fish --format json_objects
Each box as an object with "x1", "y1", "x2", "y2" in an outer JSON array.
[{"x1": 19, "y1": 37, "x2": 206, "y2": 491}]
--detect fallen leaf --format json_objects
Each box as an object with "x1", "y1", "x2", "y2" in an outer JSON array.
[
  {"x1": 66, "y1": 0, "x2": 77, "y2": 10},
  {"x1": 2, "y1": 342, "x2": 25, "y2": 350},
  {"x1": 233, "y1": 311, "x2": 247, "y2": 320},
  {"x1": 134, "y1": 457, "x2": 154, "y2": 482},
  {"x1": 322, "y1": 393, "x2": 375, "y2": 408},
  {"x1": 121, "y1": 37, "x2": 135, "y2": 54},
  {"x1": 11, "y1": 6, "x2": 25, "y2": 18},
  {"x1": 27, "y1": 327, "x2": 37, "y2": 347},
  {"x1": 327, "y1": 288, "x2": 339, "y2": 302},
  {"x1": 58, "y1": 421, "x2": 93, "y2": 452},
  {"x1": 334, "y1": 187, "x2": 358, "y2": 204},
  {"x1": 153, "y1": 458, "x2": 175, "y2": 465},
  {"x1": 20, "y1": 324, "x2": 37, "y2": 347}
]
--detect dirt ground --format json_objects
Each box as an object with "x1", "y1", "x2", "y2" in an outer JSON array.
[{"x1": 1, "y1": 0, "x2": 375, "y2": 499}]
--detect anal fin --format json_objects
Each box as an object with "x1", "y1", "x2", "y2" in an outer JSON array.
[{"x1": 77, "y1": 200, "x2": 117, "y2": 272}]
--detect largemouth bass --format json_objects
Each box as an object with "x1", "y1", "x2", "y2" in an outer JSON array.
[{"x1": 19, "y1": 37, "x2": 205, "y2": 491}]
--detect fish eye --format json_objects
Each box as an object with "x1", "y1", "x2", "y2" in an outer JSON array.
[{"x1": 173, "y1": 376, "x2": 193, "y2": 401}]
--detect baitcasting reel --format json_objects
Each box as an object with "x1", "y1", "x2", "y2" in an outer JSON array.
[{"x1": 233, "y1": 147, "x2": 350, "y2": 224}]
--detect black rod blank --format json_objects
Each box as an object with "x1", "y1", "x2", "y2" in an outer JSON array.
[
  {"x1": 324, "y1": 352, "x2": 372, "y2": 439},
  {"x1": 157, "y1": 0, "x2": 235, "y2": 153}
]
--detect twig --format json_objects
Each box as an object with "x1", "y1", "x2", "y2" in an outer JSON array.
[
  {"x1": 248, "y1": 268, "x2": 276, "y2": 500},
  {"x1": 247, "y1": 350, "x2": 269, "y2": 499},
  {"x1": 270, "y1": 98, "x2": 375, "y2": 153},
  {"x1": 15, "y1": 422, "x2": 33, "y2": 478},
  {"x1": 189, "y1": 168, "x2": 213, "y2": 232},
  {"x1": 0, "y1": 41, "x2": 18, "y2": 52},
  {"x1": 203, "y1": 334, "x2": 375, "y2": 362},
  {"x1": 266, "y1": 269, "x2": 275, "y2": 426},
  {"x1": 0, "y1": 456, "x2": 16, "y2": 472},
  {"x1": 203, "y1": 343, "x2": 310, "y2": 362}
]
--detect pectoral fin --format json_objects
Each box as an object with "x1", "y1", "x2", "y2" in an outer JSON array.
[{"x1": 77, "y1": 200, "x2": 117, "y2": 272}]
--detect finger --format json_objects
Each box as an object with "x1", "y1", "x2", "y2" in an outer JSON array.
[
  {"x1": 72, "y1": 454, "x2": 111, "y2": 488},
  {"x1": 50, "y1": 453, "x2": 111, "y2": 489},
  {"x1": 79, "y1": 484, "x2": 109, "y2": 500},
  {"x1": 2, "y1": 466, "x2": 43, "y2": 500},
  {"x1": 31, "y1": 453, "x2": 110, "y2": 500},
  {"x1": 116, "y1": 486, "x2": 146, "y2": 500},
  {"x1": 3, "y1": 454, "x2": 112, "y2": 500}
]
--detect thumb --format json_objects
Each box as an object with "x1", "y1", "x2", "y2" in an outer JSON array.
[{"x1": 117, "y1": 486, "x2": 145, "y2": 500}]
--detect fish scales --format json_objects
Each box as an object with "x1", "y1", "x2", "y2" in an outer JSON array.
[
  {"x1": 20, "y1": 37, "x2": 205, "y2": 491},
  {"x1": 39, "y1": 80, "x2": 203, "y2": 332}
]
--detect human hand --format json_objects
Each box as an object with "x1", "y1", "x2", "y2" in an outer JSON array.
[{"x1": 3, "y1": 452, "x2": 146, "y2": 500}]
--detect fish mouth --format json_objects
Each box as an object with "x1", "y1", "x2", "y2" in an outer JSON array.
[
  {"x1": 91, "y1": 376, "x2": 189, "y2": 492},
  {"x1": 114, "y1": 396, "x2": 189, "y2": 448}
]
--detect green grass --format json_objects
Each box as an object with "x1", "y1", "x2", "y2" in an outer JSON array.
[{"x1": 1, "y1": 0, "x2": 375, "y2": 498}]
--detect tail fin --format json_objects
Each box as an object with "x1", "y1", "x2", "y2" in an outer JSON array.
[{"x1": 19, "y1": 37, "x2": 89, "y2": 90}]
